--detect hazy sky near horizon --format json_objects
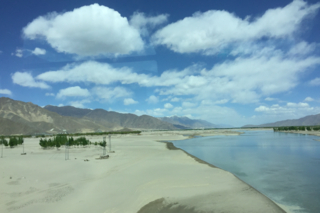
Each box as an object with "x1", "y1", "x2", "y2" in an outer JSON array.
[{"x1": 1, "y1": 0, "x2": 320, "y2": 126}]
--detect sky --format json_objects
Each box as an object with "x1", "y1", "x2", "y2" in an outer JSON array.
[{"x1": 1, "y1": 0, "x2": 320, "y2": 127}]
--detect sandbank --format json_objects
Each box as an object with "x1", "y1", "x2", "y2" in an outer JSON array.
[{"x1": 0, "y1": 130, "x2": 286, "y2": 213}]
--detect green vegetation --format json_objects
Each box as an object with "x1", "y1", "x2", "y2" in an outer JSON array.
[
  {"x1": 0, "y1": 136, "x2": 9, "y2": 147},
  {"x1": 3, "y1": 136, "x2": 24, "y2": 148},
  {"x1": 39, "y1": 135, "x2": 90, "y2": 149},
  {"x1": 273, "y1": 126, "x2": 320, "y2": 132}
]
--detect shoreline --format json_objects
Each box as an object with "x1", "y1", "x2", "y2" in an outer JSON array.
[
  {"x1": 1, "y1": 130, "x2": 288, "y2": 213},
  {"x1": 158, "y1": 138, "x2": 290, "y2": 213}
]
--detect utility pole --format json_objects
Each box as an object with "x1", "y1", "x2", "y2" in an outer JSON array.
[
  {"x1": 65, "y1": 140, "x2": 69, "y2": 160},
  {"x1": 1, "y1": 141, "x2": 3, "y2": 158},
  {"x1": 103, "y1": 136, "x2": 106, "y2": 156},
  {"x1": 108, "y1": 135, "x2": 111, "y2": 152}
]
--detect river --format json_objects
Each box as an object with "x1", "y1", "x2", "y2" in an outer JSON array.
[{"x1": 171, "y1": 130, "x2": 320, "y2": 213}]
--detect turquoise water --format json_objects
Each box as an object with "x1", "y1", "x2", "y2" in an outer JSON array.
[{"x1": 171, "y1": 130, "x2": 320, "y2": 213}]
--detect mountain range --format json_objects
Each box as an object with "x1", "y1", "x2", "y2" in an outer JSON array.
[
  {"x1": 243, "y1": 113, "x2": 320, "y2": 127},
  {"x1": 158, "y1": 116, "x2": 219, "y2": 129},
  {"x1": 0, "y1": 97, "x2": 177, "y2": 135}
]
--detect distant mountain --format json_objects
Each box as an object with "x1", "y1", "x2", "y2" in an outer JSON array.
[
  {"x1": 0, "y1": 98, "x2": 178, "y2": 135},
  {"x1": 44, "y1": 105, "x2": 177, "y2": 130},
  {"x1": 0, "y1": 97, "x2": 105, "y2": 135},
  {"x1": 243, "y1": 114, "x2": 320, "y2": 127},
  {"x1": 158, "y1": 116, "x2": 219, "y2": 129}
]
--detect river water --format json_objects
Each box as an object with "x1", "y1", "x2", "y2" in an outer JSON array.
[{"x1": 171, "y1": 130, "x2": 320, "y2": 213}]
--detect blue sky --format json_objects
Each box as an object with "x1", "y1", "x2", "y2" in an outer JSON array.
[{"x1": 1, "y1": 0, "x2": 320, "y2": 127}]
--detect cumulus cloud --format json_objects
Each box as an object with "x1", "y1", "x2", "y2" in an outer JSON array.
[
  {"x1": 0, "y1": 89, "x2": 12, "y2": 95},
  {"x1": 304, "y1": 97, "x2": 314, "y2": 102},
  {"x1": 130, "y1": 12, "x2": 169, "y2": 36},
  {"x1": 35, "y1": 49, "x2": 320, "y2": 103},
  {"x1": 164, "y1": 103, "x2": 173, "y2": 109},
  {"x1": 92, "y1": 86, "x2": 131, "y2": 102},
  {"x1": 32, "y1": 47, "x2": 46, "y2": 55},
  {"x1": 23, "y1": 4, "x2": 144, "y2": 57},
  {"x1": 254, "y1": 102, "x2": 318, "y2": 116},
  {"x1": 152, "y1": 0, "x2": 320, "y2": 54},
  {"x1": 56, "y1": 86, "x2": 90, "y2": 99},
  {"x1": 12, "y1": 72, "x2": 50, "y2": 89},
  {"x1": 309, "y1": 77, "x2": 320, "y2": 86},
  {"x1": 36, "y1": 61, "x2": 148, "y2": 85},
  {"x1": 124, "y1": 98, "x2": 138, "y2": 105},
  {"x1": 146, "y1": 95, "x2": 159, "y2": 104}
]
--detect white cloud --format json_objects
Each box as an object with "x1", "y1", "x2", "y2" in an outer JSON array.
[
  {"x1": 309, "y1": 77, "x2": 320, "y2": 86},
  {"x1": 164, "y1": 103, "x2": 173, "y2": 109},
  {"x1": 170, "y1": 97, "x2": 180, "y2": 102},
  {"x1": 288, "y1": 41, "x2": 317, "y2": 56},
  {"x1": 124, "y1": 98, "x2": 138, "y2": 105},
  {"x1": 0, "y1": 89, "x2": 12, "y2": 95},
  {"x1": 36, "y1": 51, "x2": 320, "y2": 104},
  {"x1": 32, "y1": 47, "x2": 46, "y2": 55},
  {"x1": 255, "y1": 102, "x2": 316, "y2": 115},
  {"x1": 130, "y1": 12, "x2": 169, "y2": 36},
  {"x1": 92, "y1": 86, "x2": 131, "y2": 102},
  {"x1": 36, "y1": 61, "x2": 148, "y2": 85},
  {"x1": 45, "y1": 92, "x2": 55, "y2": 96},
  {"x1": 56, "y1": 86, "x2": 90, "y2": 99},
  {"x1": 12, "y1": 49, "x2": 23, "y2": 57},
  {"x1": 304, "y1": 97, "x2": 314, "y2": 102},
  {"x1": 287, "y1": 102, "x2": 309, "y2": 107},
  {"x1": 152, "y1": 0, "x2": 320, "y2": 54},
  {"x1": 12, "y1": 72, "x2": 50, "y2": 89},
  {"x1": 68, "y1": 99, "x2": 91, "y2": 108},
  {"x1": 134, "y1": 108, "x2": 168, "y2": 117},
  {"x1": 146, "y1": 95, "x2": 159, "y2": 104},
  {"x1": 157, "y1": 55, "x2": 320, "y2": 103},
  {"x1": 23, "y1": 4, "x2": 144, "y2": 57}
]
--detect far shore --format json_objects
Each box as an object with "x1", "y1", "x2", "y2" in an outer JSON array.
[{"x1": 0, "y1": 129, "x2": 288, "y2": 213}]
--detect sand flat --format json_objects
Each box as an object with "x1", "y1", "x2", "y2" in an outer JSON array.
[{"x1": 0, "y1": 130, "x2": 286, "y2": 213}]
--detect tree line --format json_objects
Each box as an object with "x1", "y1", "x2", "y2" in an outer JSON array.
[
  {"x1": 273, "y1": 126, "x2": 320, "y2": 131},
  {"x1": 39, "y1": 135, "x2": 90, "y2": 149},
  {"x1": 0, "y1": 136, "x2": 24, "y2": 148}
]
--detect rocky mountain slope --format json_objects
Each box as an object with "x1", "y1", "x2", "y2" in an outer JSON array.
[
  {"x1": 0, "y1": 97, "x2": 106, "y2": 135},
  {"x1": 44, "y1": 105, "x2": 177, "y2": 130}
]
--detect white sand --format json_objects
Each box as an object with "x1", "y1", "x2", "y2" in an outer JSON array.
[{"x1": 0, "y1": 130, "x2": 286, "y2": 213}]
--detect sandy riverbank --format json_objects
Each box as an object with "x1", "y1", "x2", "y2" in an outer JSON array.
[{"x1": 0, "y1": 130, "x2": 286, "y2": 213}]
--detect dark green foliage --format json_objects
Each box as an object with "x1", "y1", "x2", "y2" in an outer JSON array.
[
  {"x1": 0, "y1": 136, "x2": 8, "y2": 146},
  {"x1": 39, "y1": 136, "x2": 90, "y2": 149},
  {"x1": 8, "y1": 137, "x2": 23, "y2": 148},
  {"x1": 94, "y1": 142, "x2": 98, "y2": 146},
  {"x1": 306, "y1": 127, "x2": 312, "y2": 131},
  {"x1": 99, "y1": 141, "x2": 106, "y2": 148}
]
